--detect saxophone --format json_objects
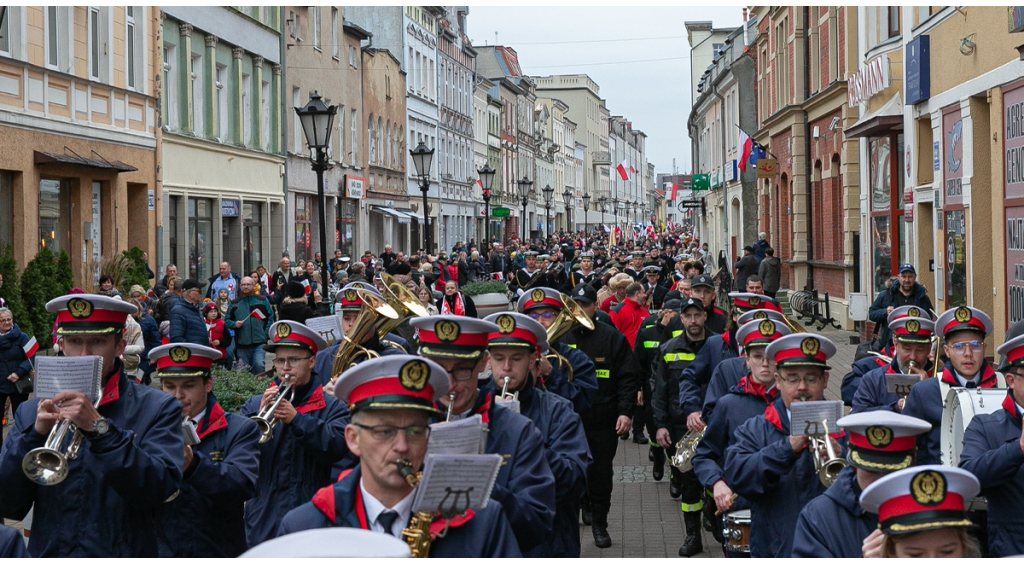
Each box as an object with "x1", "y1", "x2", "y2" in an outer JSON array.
[{"x1": 397, "y1": 459, "x2": 434, "y2": 558}]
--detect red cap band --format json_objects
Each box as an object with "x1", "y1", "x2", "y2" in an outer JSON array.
[
  {"x1": 488, "y1": 326, "x2": 540, "y2": 347},
  {"x1": 56, "y1": 309, "x2": 129, "y2": 326},
  {"x1": 348, "y1": 377, "x2": 435, "y2": 406},
  {"x1": 275, "y1": 330, "x2": 318, "y2": 353},
  {"x1": 848, "y1": 432, "x2": 917, "y2": 452},
  {"x1": 943, "y1": 317, "x2": 986, "y2": 335},
  {"x1": 878, "y1": 492, "x2": 965, "y2": 523},
  {"x1": 773, "y1": 347, "x2": 827, "y2": 363},
  {"x1": 418, "y1": 329, "x2": 489, "y2": 348}
]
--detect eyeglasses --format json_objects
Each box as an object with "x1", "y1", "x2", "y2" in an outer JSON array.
[
  {"x1": 351, "y1": 423, "x2": 429, "y2": 443},
  {"x1": 779, "y1": 375, "x2": 824, "y2": 386},
  {"x1": 446, "y1": 367, "x2": 476, "y2": 381},
  {"x1": 947, "y1": 340, "x2": 984, "y2": 354},
  {"x1": 273, "y1": 356, "x2": 313, "y2": 367},
  {"x1": 527, "y1": 311, "x2": 557, "y2": 320}
]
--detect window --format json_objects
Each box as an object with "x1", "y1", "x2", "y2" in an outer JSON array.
[
  {"x1": 336, "y1": 104, "x2": 345, "y2": 164},
  {"x1": 0, "y1": 8, "x2": 10, "y2": 55},
  {"x1": 126, "y1": 7, "x2": 137, "y2": 89},
  {"x1": 292, "y1": 87, "x2": 301, "y2": 154},
  {"x1": 350, "y1": 108, "x2": 358, "y2": 163},
  {"x1": 888, "y1": 6, "x2": 901, "y2": 38},
  {"x1": 191, "y1": 52, "x2": 203, "y2": 134},
  {"x1": 331, "y1": 8, "x2": 339, "y2": 59},
  {"x1": 349, "y1": 45, "x2": 358, "y2": 69},
  {"x1": 188, "y1": 198, "x2": 213, "y2": 281},
  {"x1": 39, "y1": 179, "x2": 71, "y2": 255},
  {"x1": 216, "y1": 64, "x2": 228, "y2": 140},
  {"x1": 261, "y1": 79, "x2": 270, "y2": 150},
  {"x1": 164, "y1": 44, "x2": 178, "y2": 128},
  {"x1": 46, "y1": 7, "x2": 59, "y2": 68},
  {"x1": 168, "y1": 195, "x2": 181, "y2": 269},
  {"x1": 242, "y1": 72, "x2": 252, "y2": 147},
  {"x1": 243, "y1": 202, "x2": 263, "y2": 274},
  {"x1": 377, "y1": 117, "x2": 383, "y2": 165},
  {"x1": 88, "y1": 7, "x2": 105, "y2": 80},
  {"x1": 294, "y1": 195, "x2": 312, "y2": 262},
  {"x1": 368, "y1": 113, "x2": 376, "y2": 165},
  {"x1": 774, "y1": 18, "x2": 788, "y2": 107},
  {"x1": 312, "y1": 6, "x2": 321, "y2": 50}
]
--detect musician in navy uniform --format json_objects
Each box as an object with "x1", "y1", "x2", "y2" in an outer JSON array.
[
  {"x1": 410, "y1": 315, "x2": 556, "y2": 555},
  {"x1": 623, "y1": 252, "x2": 645, "y2": 281},
  {"x1": 957, "y1": 333, "x2": 1024, "y2": 557},
  {"x1": 641, "y1": 266, "x2": 668, "y2": 310},
  {"x1": 791, "y1": 412, "x2": 931, "y2": 558},
  {"x1": 0, "y1": 295, "x2": 182, "y2": 556},
  {"x1": 723, "y1": 333, "x2": 840, "y2": 558},
  {"x1": 565, "y1": 251, "x2": 599, "y2": 291},
  {"x1": 152, "y1": 343, "x2": 260, "y2": 557},
  {"x1": 903, "y1": 306, "x2": 1006, "y2": 465},
  {"x1": 512, "y1": 251, "x2": 541, "y2": 294},
  {"x1": 841, "y1": 305, "x2": 932, "y2": 406},
  {"x1": 239, "y1": 321, "x2": 350, "y2": 547},
  {"x1": 701, "y1": 310, "x2": 786, "y2": 420},
  {"x1": 278, "y1": 356, "x2": 522, "y2": 557},
  {"x1": 851, "y1": 316, "x2": 934, "y2": 414}
]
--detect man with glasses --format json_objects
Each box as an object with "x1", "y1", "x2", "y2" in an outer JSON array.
[
  {"x1": 239, "y1": 321, "x2": 350, "y2": 547},
  {"x1": 903, "y1": 306, "x2": 1006, "y2": 465},
  {"x1": 225, "y1": 277, "x2": 274, "y2": 375},
  {"x1": 724, "y1": 333, "x2": 839, "y2": 557},
  {"x1": 851, "y1": 316, "x2": 935, "y2": 414},
  {"x1": 277, "y1": 355, "x2": 522, "y2": 557},
  {"x1": 169, "y1": 279, "x2": 210, "y2": 345},
  {"x1": 409, "y1": 315, "x2": 555, "y2": 555}
]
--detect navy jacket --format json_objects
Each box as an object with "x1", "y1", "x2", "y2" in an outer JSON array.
[
  {"x1": 500, "y1": 378, "x2": 590, "y2": 558},
  {"x1": 867, "y1": 282, "x2": 933, "y2": 346},
  {"x1": 0, "y1": 323, "x2": 32, "y2": 395},
  {"x1": 791, "y1": 465, "x2": 875, "y2": 558},
  {"x1": 841, "y1": 355, "x2": 889, "y2": 406},
  {"x1": 313, "y1": 333, "x2": 408, "y2": 387},
  {"x1": 169, "y1": 296, "x2": 210, "y2": 345},
  {"x1": 542, "y1": 341, "x2": 597, "y2": 414},
  {"x1": 851, "y1": 360, "x2": 909, "y2": 414},
  {"x1": 958, "y1": 395, "x2": 1024, "y2": 557},
  {"x1": 239, "y1": 378, "x2": 351, "y2": 547},
  {"x1": 724, "y1": 398, "x2": 829, "y2": 558},
  {"x1": 137, "y1": 313, "x2": 161, "y2": 375},
  {"x1": 278, "y1": 465, "x2": 522, "y2": 557},
  {"x1": 0, "y1": 366, "x2": 183, "y2": 557},
  {"x1": 0, "y1": 525, "x2": 25, "y2": 558},
  {"x1": 156, "y1": 395, "x2": 260, "y2": 557},
  {"x1": 702, "y1": 356, "x2": 748, "y2": 421},
  {"x1": 678, "y1": 330, "x2": 736, "y2": 416},
  {"x1": 902, "y1": 362, "x2": 1001, "y2": 465}
]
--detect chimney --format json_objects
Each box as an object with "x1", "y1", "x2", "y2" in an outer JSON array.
[{"x1": 742, "y1": 8, "x2": 749, "y2": 46}]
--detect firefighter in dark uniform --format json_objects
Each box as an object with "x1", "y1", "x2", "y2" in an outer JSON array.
[
  {"x1": 958, "y1": 332, "x2": 1024, "y2": 557},
  {"x1": 652, "y1": 297, "x2": 712, "y2": 556},
  {"x1": 642, "y1": 266, "x2": 668, "y2": 310},
  {"x1": 566, "y1": 251, "x2": 599, "y2": 291},
  {"x1": 851, "y1": 316, "x2": 935, "y2": 414},
  {"x1": 410, "y1": 315, "x2": 556, "y2": 555},
  {"x1": 152, "y1": 343, "x2": 260, "y2": 557},
  {"x1": 239, "y1": 321, "x2": 351, "y2": 547},
  {"x1": 0, "y1": 295, "x2": 183, "y2": 557},
  {"x1": 563, "y1": 290, "x2": 641, "y2": 549},
  {"x1": 512, "y1": 251, "x2": 541, "y2": 295},
  {"x1": 665, "y1": 273, "x2": 727, "y2": 336},
  {"x1": 723, "y1": 333, "x2": 839, "y2": 558},
  {"x1": 278, "y1": 355, "x2": 523, "y2": 557},
  {"x1": 792, "y1": 412, "x2": 931, "y2": 558},
  {"x1": 840, "y1": 305, "x2": 931, "y2": 406},
  {"x1": 633, "y1": 298, "x2": 683, "y2": 478}
]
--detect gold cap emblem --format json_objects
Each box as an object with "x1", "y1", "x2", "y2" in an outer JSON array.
[
  {"x1": 169, "y1": 346, "x2": 191, "y2": 363},
  {"x1": 753, "y1": 311, "x2": 768, "y2": 320},
  {"x1": 954, "y1": 307, "x2": 972, "y2": 323},
  {"x1": 531, "y1": 289, "x2": 545, "y2": 304},
  {"x1": 910, "y1": 470, "x2": 947, "y2": 506},
  {"x1": 866, "y1": 426, "x2": 893, "y2": 448},
  {"x1": 906, "y1": 319, "x2": 921, "y2": 333},
  {"x1": 749, "y1": 296, "x2": 761, "y2": 307},
  {"x1": 276, "y1": 323, "x2": 292, "y2": 339},
  {"x1": 496, "y1": 314, "x2": 516, "y2": 334},
  {"x1": 67, "y1": 298, "x2": 93, "y2": 319},
  {"x1": 399, "y1": 359, "x2": 429, "y2": 391},
  {"x1": 908, "y1": 307, "x2": 920, "y2": 317},
  {"x1": 345, "y1": 289, "x2": 358, "y2": 302},
  {"x1": 758, "y1": 320, "x2": 775, "y2": 336},
  {"x1": 800, "y1": 337, "x2": 820, "y2": 357},
  {"x1": 435, "y1": 320, "x2": 460, "y2": 342}
]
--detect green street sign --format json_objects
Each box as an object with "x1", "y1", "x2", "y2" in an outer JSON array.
[
  {"x1": 692, "y1": 174, "x2": 710, "y2": 191},
  {"x1": 492, "y1": 207, "x2": 511, "y2": 218}
]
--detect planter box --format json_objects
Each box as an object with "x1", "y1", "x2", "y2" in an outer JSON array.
[{"x1": 473, "y1": 292, "x2": 511, "y2": 318}]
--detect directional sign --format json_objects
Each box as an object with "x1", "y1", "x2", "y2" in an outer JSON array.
[
  {"x1": 491, "y1": 207, "x2": 511, "y2": 218},
  {"x1": 677, "y1": 199, "x2": 703, "y2": 210}
]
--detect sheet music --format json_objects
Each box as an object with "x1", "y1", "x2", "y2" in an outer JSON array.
[
  {"x1": 411, "y1": 453, "x2": 502, "y2": 515},
  {"x1": 885, "y1": 373, "x2": 923, "y2": 397},
  {"x1": 789, "y1": 400, "x2": 844, "y2": 437},
  {"x1": 428, "y1": 414, "x2": 487, "y2": 454},
  {"x1": 34, "y1": 356, "x2": 103, "y2": 403},
  {"x1": 305, "y1": 315, "x2": 343, "y2": 347}
]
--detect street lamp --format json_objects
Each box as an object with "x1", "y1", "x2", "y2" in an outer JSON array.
[
  {"x1": 410, "y1": 142, "x2": 435, "y2": 254},
  {"x1": 598, "y1": 196, "x2": 608, "y2": 230},
  {"x1": 612, "y1": 197, "x2": 620, "y2": 237},
  {"x1": 542, "y1": 184, "x2": 554, "y2": 241},
  {"x1": 582, "y1": 193, "x2": 591, "y2": 235},
  {"x1": 517, "y1": 176, "x2": 533, "y2": 243},
  {"x1": 294, "y1": 91, "x2": 336, "y2": 303},
  {"x1": 562, "y1": 188, "x2": 573, "y2": 235},
  {"x1": 478, "y1": 164, "x2": 495, "y2": 243}
]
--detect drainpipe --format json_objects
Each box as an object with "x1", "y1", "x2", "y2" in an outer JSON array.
[
  {"x1": 280, "y1": 6, "x2": 290, "y2": 259},
  {"x1": 711, "y1": 79, "x2": 727, "y2": 274},
  {"x1": 803, "y1": 5, "x2": 814, "y2": 291}
]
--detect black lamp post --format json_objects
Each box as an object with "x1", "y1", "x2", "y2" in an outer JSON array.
[
  {"x1": 598, "y1": 196, "x2": 608, "y2": 230},
  {"x1": 542, "y1": 184, "x2": 554, "y2": 241},
  {"x1": 562, "y1": 188, "x2": 572, "y2": 235},
  {"x1": 478, "y1": 164, "x2": 495, "y2": 243},
  {"x1": 612, "y1": 197, "x2": 620, "y2": 237},
  {"x1": 410, "y1": 142, "x2": 435, "y2": 254},
  {"x1": 582, "y1": 193, "x2": 591, "y2": 235},
  {"x1": 294, "y1": 92, "x2": 336, "y2": 303},
  {"x1": 517, "y1": 176, "x2": 533, "y2": 242}
]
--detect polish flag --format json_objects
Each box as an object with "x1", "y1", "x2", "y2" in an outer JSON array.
[
  {"x1": 301, "y1": 279, "x2": 312, "y2": 295},
  {"x1": 738, "y1": 129, "x2": 754, "y2": 172},
  {"x1": 248, "y1": 308, "x2": 267, "y2": 321},
  {"x1": 476, "y1": 178, "x2": 483, "y2": 189},
  {"x1": 629, "y1": 164, "x2": 637, "y2": 174},
  {"x1": 22, "y1": 336, "x2": 38, "y2": 358},
  {"x1": 616, "y1": 160, "x2": 630, "y2": 181},
  {"x1": 665, "y1": 182, "x2": 679, "y2": 200}
]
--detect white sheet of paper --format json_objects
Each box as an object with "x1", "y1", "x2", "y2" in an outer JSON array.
[
  {"x1": 428, "y1": 415, "x2": 487, "y2": 455},
  {"x1": 34, "y1": 356, "x2": 103, "y2": 403},
  {"x1": 305, "y1": 315, "x2": 343, "y2": 347},
  {"x1": 412, "y1": 453, "x2": 502, "y2": 514},
  {"x1": 789, "y1": 400, "x2": 844, "y2": 437},
  {"x1": 885, "y1": 373, "x2": 923, "y2": 396}
]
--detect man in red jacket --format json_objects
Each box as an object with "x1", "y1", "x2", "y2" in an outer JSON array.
[{"x1": 610, "y1": 282, "x2": 649, "y2": 348}]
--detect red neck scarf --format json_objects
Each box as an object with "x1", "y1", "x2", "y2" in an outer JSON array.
[
  {"x1": 441, "y1": 293, "x2": 466, "y2": 316},
  {"x1": 738, "y1": 375, "x2": 775, "y2": 404},
  {"x1": 939, "y1": 362, "x2": 998, "y2": 388},
  {"x1": 1002, "y1": 392, "x2": 1023, "y2": 425}
]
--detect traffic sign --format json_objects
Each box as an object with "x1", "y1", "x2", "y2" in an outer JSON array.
[{"x1": 491, "y1": 207, "x2": 511, "y2": 218}]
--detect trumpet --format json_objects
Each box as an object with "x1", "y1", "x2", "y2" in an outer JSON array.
[
  {"x1": 544, "y1": 293, "x2": 595, "y2": 382},
  {"x1": 22, "y1": 413, "x2": 88, "y2": 486},
  {"x1": 445, "y1": 391, "x2": 456, "y2": 422},
  {"x1": 810, "y1": 419, "x2": 847, "y2": 486},
  {"x1": 868, "y1": 351, "x2": 894, "y2": 364},
  {"x1": 251, "y1": 376, "x2": 295, "y2": 444},
  {"x1": 671, "y1": 428, "x2": 704, "y2": 471},
  {"x1": 397, "y1": 459, "x2": 433, "y2": 558},
  {"x1": 330, "y1": 288, "x2": 399, "y2": 383},
  {"x1": 499, "y1": 376, "x2": 519, "y2": 402}
]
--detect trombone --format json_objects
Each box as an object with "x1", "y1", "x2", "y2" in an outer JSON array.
[
  {"x1": 544, "y1": 293, "x2": 595, "y2": 382},
  {"x1": 251, "y1": 375, "x2": 295, "y2": 444},
  {"x1": 22, "y1": 401, "x2": 93, "y2": 485},
  {"x1": 810, "y1": 419, "x2": 847, "y2": 486},
  {"x1": 330, "y1": 288, "x2": 399, "y2": 382}
]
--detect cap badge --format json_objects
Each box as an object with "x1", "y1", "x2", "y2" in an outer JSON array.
[
  {"x1": 276, "y1": 323, "x2": 292, "y2": 339},
  {"x1": 749, "y1": 297, "x2": 761, "y2": 307},
  {"x1": 906, "y1": 319, "x2": 920, "y2": 333},
  {"x1": 68, "y1": 298, "x2": 93, "y2": 319},
  {"x1": 496, "y1": 314, "x2": 516, "y2": 334},
  {"x1": 908, "y1": 307, "x2": 920, "y2": 317},
  {"x1": 800, "y1": 337, "x2": 820, "y2": 357},
  {"x1": 910, "y1": 470, "x2": 947, "y2": 506},
  {"x1": 758, "y1": 320, "x2": 775, "y2": 337},
  {"x1": 345, "y1": 289, "x2": 358, "y2": 302},
  {"x1": 866, "y1": 425, "x2": 893, "y2": 448},
  {"x1": 399, "y1": 360, "x2": 429, "y2": 392},
  {"x1": 531, "y1": 289, "x2": 545, "y2": 303},
  {"x1": 578, "y1": 288, "x2": 585, "y2": 296},
  {"x1": 169, "y1": 346, "x2": 191, "y2": 363},
  {"x1": 435, "y1": 320, "x2": 460, "y2": 343},
  {"x1": 753, "y1": 311, "x2": 768, "y2": 320},
  {"x1": 954, "y1": 307, "x2": 972, "y2": 323}
]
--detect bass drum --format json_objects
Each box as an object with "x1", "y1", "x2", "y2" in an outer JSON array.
[{"x1": 940, "y1": 388, "x2": 1005, "y2": 466}]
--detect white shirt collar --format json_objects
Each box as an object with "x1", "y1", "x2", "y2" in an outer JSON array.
[
  {"x1": 359, "y1": 479, "x2": 415, "y2": 537},
  {"x1": 191, "y1": 408, "x2": 207, "y2": 427},
  {"x1": 954, "y1": 370, "x2": 980, "y2": 387}
]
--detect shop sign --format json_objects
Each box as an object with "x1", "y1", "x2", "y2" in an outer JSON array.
[
  {"x1": 943, "y1": 108, "x2": 964, "y2": 207},
  {"x1": 1007, "y1": 207, "x2": 1024, "y2": 324},
  {"x1": 904, "y1": 203, "x2": 914, "y2": 222},
  {"x1": 756, "y1": 158, "x2": 778, "y2": 178},
  {"x1": 221, "y1": 199, "x2": 240, "y2": 217},
  {"x1": 345, "y1": 175, "x2": 365, "y2": 199},
  {"x1": 725, "y1": 160, "x2": 736, "y2": 182},
  {"x1": 905, "y1": 36, "x2": 930, "y2": 105},
  {"x1": 691, "y1": 174, "x2": 710, "y2": 190},
  {"x1": 848, "y1": 56, "x2": 889, "y2": 107},
  {"x1": 492, "y1": 207, "x2": 511, "y2": 218},
  {"x1": 1004, "y1": 84, "x2": 1024, "y2": 199},
  {"x1": 148, "y1": 190, "x2": 155, "y2": 211}
]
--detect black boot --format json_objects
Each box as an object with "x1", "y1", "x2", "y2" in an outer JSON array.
[
  {"x1": 679, "y1": 512, "x2": 704, "y2": 557},
  {"x1": 669, "y1": 469, "x2": 682, "y2": 499},
  {"x1": 648, "y1": 446, "x2": 655, "y2": 462},
  {"x1": 581, "y1": 497, "x2": 593, "y2": 526},
  {"x1": 592, "y1": 523, "x2": 612, "y2": 548},
  {"x1": 652, "y1": 447, "x2": 665, "y2": 481}
]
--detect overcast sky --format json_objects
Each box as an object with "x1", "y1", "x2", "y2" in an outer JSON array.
[{"x1": 468, "y1": 6, "x2": 744, "y2": 175}]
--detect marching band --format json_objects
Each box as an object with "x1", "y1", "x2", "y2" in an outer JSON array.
[{"x1": 1, "y1": 246, "x2": 1023, "y2": 559}]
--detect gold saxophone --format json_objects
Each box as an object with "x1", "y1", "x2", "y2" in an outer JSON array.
[{"x1": 397, "y1": 459, "x2": 434, "y2": 558}]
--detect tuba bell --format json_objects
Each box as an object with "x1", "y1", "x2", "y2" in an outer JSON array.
[
  {"x1": 544, "y1": 293, "x2": 595, "y2": 382},
  {"x1": 671, "y1": 428, "x2": 704, "y2": 471},
  {"x1": 810, "y1": 419, "x2": 847, "y2": 486},
  {"x1": 330, "y1": 288, "x2": 399, "y2": 382},
  {"x1": 375, "y1": 272, "x2": 428, "y2": 344}
]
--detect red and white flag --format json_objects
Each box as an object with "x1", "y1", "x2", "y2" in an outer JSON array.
[
  {"x1": 22, "y1": 336, "x2": 38, "y2": 358},
  {"x1": 616, "y1": 160, "x2": 631, "y2": 181},
  {"x1": 476, "y1": 178, "x2": 483, "y2": 189},
  {"x1": 738, "y1": 128, "x2": 754, "y2": 172},
  {"x1": 248, "y1": 308, "x2": 267, "y2": 321},
  {"x1": 301, "y1": 279, "x2": 312, "y2": 295}
]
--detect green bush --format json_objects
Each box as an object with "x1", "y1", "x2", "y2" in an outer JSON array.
[
  {"x1": 0, "y1": 244, "x2": 32, "y2": 338},
  {"x1": 461, "y1": 280, "x2": 508, "y2": 296},
  {"x1": 211, "y1": 365, "x2": 275, "y2": 413},
  {"x1": 20, "y1": 248, "x2": 61, "y2": 346},
  {"x1": 55, "y1": 250, "x2": 74, "y2": 292},
  {"x1": 120, "y1": 247, "x2": 151, "y2": 293}
]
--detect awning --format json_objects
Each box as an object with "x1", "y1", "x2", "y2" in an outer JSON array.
[
  {"x1": 400, "y1": 210, "x2": 425, "y2": 222},
  {"x1": 844, "y1": 92, "x2": 903, "y2": 139},
  {"x1": 372, "y1": 206, "x2": 411, "y2": 224},
  {"x1": 34, "y1": 150, "x2": 139, "y2": 172}
]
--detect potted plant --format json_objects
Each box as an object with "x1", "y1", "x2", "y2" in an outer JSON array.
[{"x1": 461, "y1": 280, "x2": 511, "y2": 319}]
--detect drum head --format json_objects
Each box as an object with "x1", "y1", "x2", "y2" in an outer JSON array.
[{"x1": 941, "y1": 387, "x2": 1005, "y2": 466}]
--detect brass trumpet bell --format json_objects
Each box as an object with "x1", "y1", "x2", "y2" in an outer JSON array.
[{"x1": 23, "y1": 420, "x2": 84, "y2": 485}]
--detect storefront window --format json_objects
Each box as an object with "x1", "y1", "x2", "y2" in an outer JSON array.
[
  {"x1": 943, "y1": 108, "x2": 966, "y2": 306},
  {"x1": 295, "y1": 195, "x2": 312, "y2": 263},
  {"x1": 39, "y1": 179, "x2": 70, "y2": 255},
  {"x1": 243, "y1": 202, "x2": 262, "y2": 274},
  {"x1": 946, "y1": 209, "x2": 967, "y2": 306},
  {"x1": 869, "y1": 134, "x2": 905, "y2": 293},
  {"x1": 168, "y1": 195, "x2": 181, "y2": 272},
  {"x1": 338, "y1": 200, "x2": 356, "y2": 257},
  {"x1": 188, "y1": 197, "x2": 213, "y2": 281}
]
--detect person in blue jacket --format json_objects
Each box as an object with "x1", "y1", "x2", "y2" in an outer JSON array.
[
  {"x1": 483, "y1": 312, "x2": 591, "y2": 557},
  {"x1": 0, "y1": 295, "x2": 183, "y2": 557},
  {"x1": 151, "y1": 343, "x2": 260, "y2": 557},
  {"x1": 843, "y1": 305, "x2": 932, "y2": 405},
  {"x1": 867, "y1": 265, "x2": 934, "y2": 350},
  {"x1": 240, "y1": 321, "x2": 350, "y2": 548},
  {"x1": 168, "y1": 279, "x2": 210, "y2": 345},
  {"x1": 0, "y1": 525, "x2": 25, "y2": 558},
  {"x1": 852, "y1": 316, "x2": 935, "y2": 414},
  {"x1": 791, "y1": 411, "x2": 931, "y2": 557},
  {"x1": 412, "y1": 315, "x2": 556, "y2": 555},
  {"x1": 723, "y1": 333, "x2": 839, "y2": 558},
  {"x1": 693, "y1": 317, "x2": 788, "y2": 556},
  {"x1": 958, "y1": 333, "x2": 1024, "y2": 557},
  {"x1": 0, "y1": 307, "x2": 34, "y2": 450},
  {"x1": 278, "y1": 355, "x2": 522, "y2": 557},
  {"x1": 903, "y1": 306, "x2": 1006, "y2": 465}
]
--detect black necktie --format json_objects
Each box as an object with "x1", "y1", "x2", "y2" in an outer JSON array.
[
  {"x1": 377, "y1": 510, "x2": 399, "y2": 536},
  {"x1": 965, "y1": 380, "x2": 977, "y2": 389}
]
